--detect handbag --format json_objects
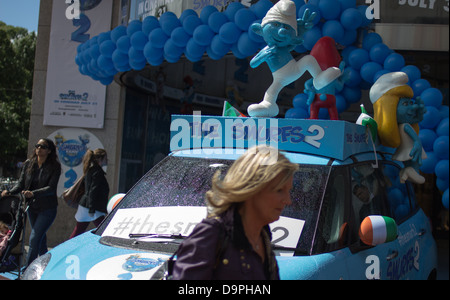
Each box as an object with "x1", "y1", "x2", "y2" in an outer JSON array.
[{"x1": 61, "y1": 176, "x2": 85, "y2": 208}]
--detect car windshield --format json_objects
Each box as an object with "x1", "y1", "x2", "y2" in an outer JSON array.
[{"x1": 96, "y1": 155, "x2": 331, "y2": 255}]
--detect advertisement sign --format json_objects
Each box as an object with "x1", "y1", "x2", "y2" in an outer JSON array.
[{"x1": 43, "y1": 0, "x2": 113, "y2": 128}]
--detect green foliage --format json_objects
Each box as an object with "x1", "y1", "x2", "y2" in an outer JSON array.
[{"x1": 0, "y1": 21, "x2": 36, "y2": 175}]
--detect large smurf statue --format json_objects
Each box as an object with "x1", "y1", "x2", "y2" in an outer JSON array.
[
  {"x1": 370, "y1": 72, "x2": 427, "y2": 184},
  {"x1": 247, "y1": 0, "x2": 322, "y2": 117}
]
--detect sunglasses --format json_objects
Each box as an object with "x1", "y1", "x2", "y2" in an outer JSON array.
[{"x1": 35, "y1": 144, "x2": 49, "y2": 150}]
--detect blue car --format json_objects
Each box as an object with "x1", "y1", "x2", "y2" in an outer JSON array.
[{"x1": 22, "y1": 116, "x2": 438, "y2": 280}]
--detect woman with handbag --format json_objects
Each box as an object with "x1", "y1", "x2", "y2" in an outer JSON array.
[
  {"x1": 1, "y1": 138, "x2": 61, "y2": 267},
  {"x1": 69, "y1": 149, "x2": 109, "y2": 239}
]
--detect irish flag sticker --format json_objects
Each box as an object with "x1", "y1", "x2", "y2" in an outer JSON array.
[{"x1": 359, "y1": 216, "x2": 398, "y2": 246}]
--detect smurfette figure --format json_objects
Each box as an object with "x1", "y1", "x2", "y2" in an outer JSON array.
[
  {"x1": 370, "y1": 72, "x2": 427, "y2": 184},
  {"x1": 247, "y1": 0, "x2": 322, "y2": 117}
]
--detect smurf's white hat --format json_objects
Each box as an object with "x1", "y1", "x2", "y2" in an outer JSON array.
[
  {"x1": 369, "y1": 72, "x2": 409, "y2": 104},
  {"x1": 261, "y1": 0, "x2": 297, "y2": 34}
]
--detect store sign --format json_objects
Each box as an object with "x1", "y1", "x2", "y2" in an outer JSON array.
[
  {"x1": 380, "y1": 0, "x2": 449, "y2": 24},
  {"x1": 43, "y1": 0, "x2": 112, "y2": 128}
]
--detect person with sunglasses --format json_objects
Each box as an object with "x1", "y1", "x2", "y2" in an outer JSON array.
[{"x1": 1, "y1": 138, "x2": 61, "y2": 267}]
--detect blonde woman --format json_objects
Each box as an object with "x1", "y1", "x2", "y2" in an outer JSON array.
[
  {"x1": 69, "y1": 149, "x2": 109, "y2": 239},
  {"x1": 370, "y1": 72, "x2": 427, "y2": 184},
  {"x1": 173, "y1": 145, "x2": 298, "y2": 280}
]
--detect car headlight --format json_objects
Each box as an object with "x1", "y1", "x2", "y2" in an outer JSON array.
[{"x1": 21, "y1": 253, "x2": 51, "y2": 280}]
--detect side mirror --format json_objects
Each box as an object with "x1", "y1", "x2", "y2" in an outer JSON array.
[{"x1": 359, "y1": 215, "x2": 398, "y2": 246}]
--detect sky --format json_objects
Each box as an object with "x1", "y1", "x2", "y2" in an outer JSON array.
[{"x1": 0, "y1": 0, "x2": 41, "y2": 32}]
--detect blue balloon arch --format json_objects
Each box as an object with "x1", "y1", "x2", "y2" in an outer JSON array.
[{"x1": 75, "y1": 0, "x2": 449, "y2": 209}]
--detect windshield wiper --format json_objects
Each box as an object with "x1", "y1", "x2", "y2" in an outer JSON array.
[{"x1": 128, "y1": 233, "x2": 185, "y2": 239}]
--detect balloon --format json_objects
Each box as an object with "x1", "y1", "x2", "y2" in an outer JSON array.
[
  {"x1": 339, "y1": 0, "x2": 357, "y2": 10},
  {"x1": 436, "y1": 117, "x2": 449, "y2": 136},
  {"x1": 437, "y1": 178, "x2": 449, "y2": 191},
  {"x1": 185, "y1": 38, "x2": 206, "y2": 61},
  {"x1": 250, "y1": 0, "x2": 273, "y2": 19},
  {"x1": 98, "y1": 31, "x2": 111, "y2": 44},
  {"x1": 285, "y1": 107, "x2": 309, "y2": 119},
  {"x1": 193, "y1": 24, "x2": 215, "y2": 46},
  {"x1": 97, "y1": 55, "x2": 114, "y2": 70},
  {"x1": 237, "y1": 32, "x2": 259, "y2": 57},
  {"x1": 112, "y1": 49, "x2": 129, "y2": 67},
  {"x1": 442, "y1": 188, "x2": 449, "y2": 209},
  {"x1": 99, "y1": 40, "x2": 116, "y2": 58},
  {"x1": 231, "y1": 43, "x2": 247, "y2": 60},
  {"x1": 357, "y1": 5, "x2": 372, "y2": 27},
  {"x1": 171, "y1": 27, "x2": 190, "y2": 47},
  {"x1": 224, "y1": 2, "x2": 245, "y2": 21},
  {"x1": 362, "y1": 32, "x2": 382, "y2": 51},
  {"x1": 420, "y1": 106, "x2": 441, "y2": 129},
  {"x1": 439, "y1": 106, "x2": 449, "y2": 120},
  {"x1": 129, "y1": 58, "x2": 146, "y2": 70},
  {"x1": 179, "y1": 9, "x2": 198, "y2": 23},
  {"x1": 208, "y1": 11, "x2": 228, "y2": 33},
  {"x1": 420, "y1": 151, "x2": 438, "y2": 174},
  {"x1": 159, "y1": 12, "x2": 181, "y2": 36},
  {"x1": 340, "y1": 8, "x2": 362, "y2": 30},
  {"x1": 99, "y1": 76, "x2": 114, "y2": 85},
  {"x1": 164, "y1": 38, "x2": 184, "y2": 59},
  {"x1": 210, "y1": 34, "x2": 232, "y2": 57},
  {"x1": 111, "y1": 25, "x2": 127, "y2": 43},
  {"x1": 401, "y1": 65, "x2": 421, "y2": 84},
  {"x1": 411, "y1": 78, "x2": 431, "y2": 97},
  {"x1": 335, "y1": 94, "x2": 349, "y2": 113},
  {"x1": 149, "y1": 28, "x2": 169, "y2": 48},
  {"x1": 200, "y1": 5, "x2": 218, "y2": 24},
  {"x1": 319, "y1": 0, "x2": 341, "y2": 20},
  {"x1": 128, "y1": 47, "x2": 145, "y2": 63},
  {"x1": 384, "y1": 53, "x2": 405, "y2": 71},
  {"x1": 116, "y1": 35, "x2": 131, "y2": 54},
  {"x1": 130, "y1": 31, "x2": 148, "y2": 51},
  {"x1": 219, "y1": 22, "x2": 241, "y2": 44},
  {"x1": 435, "y1": 159, "x2": 449, "y2": 180},
  {"x1": 235, "y1": 8, "x2": 257, "y2": 31},
  {"x1": 373, "y1": 69, "x2": 390, "y2": 82},
  {"x1": 206, "y1": 46, "x2": 224, "y2": 60},
  {"x1": 369, "y1": 43, "x2": 391, "y2": 64},
  {"x1": 303, "y1": 26, "x2": 322, "y2": 50},
  {"x1": 340, "y1": 29, "x2": 358, "y2": 46},
  {"x1": 248, "y1": 20, "x2": 265, "y2": 43},
  {"x1": 298, "y1": 4, "x2": 321, "y2": 25},
  {"x1": 322, "y1": 20, "x2": 344, "y2": 43},
  {"x1": 342, "y1": 86, "x2": 361, "y2": 104},
  {"x1": 348, "y1": 48, "x2": 369, "y2": 70},
  {"x1": 433, "y1": 135, "x2": 449, "y2": 160},
  {"x1": 142, "y1": 16, "x2": 160, "y2": 35},
  {"x1": 419, "y1": 129, "x2": 438, "y2": 151},
  {"x1": 127, "y1": 20, "x2": 142, "y2": 37},
  {"x1": 342, "y1": 45, "x2": 357, "y2": 63},
  {"x1": 183, "y1": 15, "x2": 202, "y2": 35},
  {"x1": 421, "y1": 88, "x2": 443, "y2": 108},
  {"x1": 143, "y1": 43, "x2": 163, "y2": 63},
  {"x1": 293, "y1": 93, "x2": 309, "y2": 109},
  {"x1": 360, "y1": 61, "x2": 383, "y2": 83},
  {"x1": 89, "y1": 44, "x2": 101, "y2": 60}
]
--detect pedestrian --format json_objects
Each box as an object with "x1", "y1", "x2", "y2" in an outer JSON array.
[
  {"x1": 172, "y1": 145, "x2": 298, "y2": 280},
  {"x1": 69, "y1": 149, "x2": 109, "y2": 239},
  {"x1": 1, "y1": 138, "x2": 61, "y2": 266}
]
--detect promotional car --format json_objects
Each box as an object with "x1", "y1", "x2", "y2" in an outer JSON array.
[{"x1": 22, "y1": 115, "x2": 438, "y2": 280}]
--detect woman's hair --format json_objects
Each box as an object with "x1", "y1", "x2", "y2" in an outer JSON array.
[
  {"x1": 27, "y1": 138, "x2": 59, "y2": 174},
  {"x1": 373, "y1": 85, "x2": 419, "y2": 148},
  {"x1": 206, "y1": 145, "x2": 299, "y2": 216},
  {"x1": 82, "y1": 148, "x2": 107, "y2": 174}
]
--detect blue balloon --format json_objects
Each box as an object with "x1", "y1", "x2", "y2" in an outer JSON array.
[
  {"x1": 185, "y1": 38, "x2": 206, "y2": 60},
  {"x1": 342, "y1": 86, "x2": 361, "y2": 104},
  {"x1": 164, "y1": 38, "x2": 184, "y2": 59},
  {"x1": 419, "y1": 129, "x2": 438, "y2": 151},
  {"x1": 339, "y1": 0, "x2": 357, "y2": 10},
  {"x1": 99, "y1": 76, "x2": 114, "y2": 85},
  {"x1": 219, "y1": 22, "x2": 241, "y2": 45},
  {"x1": 442, "y1": 188, "x2": 449, "y2": 209},
  {"x1": 357, "y1": 5, "x2": 372, "y2": 27},
  {"x1": 401, "y1": 65, "x2": 421, "y2": 84},
  {"x1": 435, "y1": 159, "x2": 449, "y2": 180},
  {"x1": 111, "y1": 25, "x2": 127, "y2": 43},
  {"x1": 200, "y1": 5, "x2": 218, "y2": 24},
  {"x1": 340, "y1": 29, "x2": 358, "y2": 46},
  {"x1": 433, "y1": 135, "x2": 449, "y2": 160},
  {"x1": 128, "y1": 47, "x2": 145, "y2": 63},
  {"x1": 322, "y1": 20, "x2": 344, "y2": 43},
  {"x1": 112, "y1": 49, "x2": 128, "y2": 67},
  {"x1": 171, "y1": 27, "x2": 190, "y2": 47},
  {"x1": 100, "y1": 40, "x2": 116, "y2": 58},
  {"x1": 437, "y1": 178, "x2": 449, "y2": 191},
  {"x1": 129, "y1": 58, "x2": 146, "y2": 70},
  {"x1": 348, "y1": 48, "x2": 369, "y2": 70},
  {"x1": 179, "y1": 9, "x2": 198, "y2": 23},
  {"x1": 285, "y1": 107, "x2": 309, "y2": 119},
  {"x1": 235, "y1": 8, "x2": 257, "y2": 31},
  {"x1": 127, "y1": 20, "x2": 142, "y2": 37},
  {"x1": 208, "y1": 11, "x2": 228, "y2": 33},
  {"x1": 89, "y1": 44, "x2": 101, "y2": 60},
  {"x1": 142, "y1": 16, "x2": 160, "y2": 35},
  {"x1": 439, "y1": 105, "x2": 449, "y2": 119},
  {"x1": 369, "y1": 43, "x2": 391, "y2": 64},
  {"x1": 373, "y1": 69, "x2": 390, "y2": 82},
  {"x1": 183, "y1": 15, "x2": 202, "y2": 35},
  {"x1": 412, "y1": 78, "x2": 431, "y2": 97},
  {"x1": 319, "y1": 0, "x2": 341, "y2": 20},
  {"x1": 224, "y1": 2, "x2": 245, "y2": 21},
  {"x1": 98, "y1": 31, "x2": 111, "y2": 44},
  {"x1": 130, "y1": 31, "x2": 148, "y2": 51},
  {"x1": 384, "y1": 53, "x2": 405, "y2": 71},
  {"x1": 116, "y1": 35, "x2": 131, "y2": 54},
  {"x1": 248, "y1": 20, "x2": 265, "y2": 43},
  {"x1": 303, "y1": 26, "x2": 322, "y2": 50},
  {"x1": 149, "y1": 28, "x2": 169, "y2": 48},
  {"x1": 335, "y1": 94, "x2": 349, "y2": 113},
  {"x1": 231, "y1": 43, "x2": 247, "y2": 59},
  {"x1": 362, "y1": 32, "x2": 382, "y2": 51},
  {"x1": 210, "y1": 34, "x2": 232, "y2": 57},
  {"x1": 237, "y1": 32, "x2": 259, "y2": 57},
  {"x1": 193, "y1": 24, "x2": 215, "y2": 46},
  {"x1": 207, "y1": 46, "x2": 224, "y2": 60},
  {"x1": 420, "y1": 151, "x2": 438, "y2": 174},
  {"x1": 360, "y1": 61, "x2": 383, "y2": 83},
  {"x1": 420, "y1": 106, "x2": 441, "y2": 129},
  {"x1": 97, "y1": 55, "x2": 114, "y2": 70},
  {"x1": 421, "y1": 88, "x2": 443, "y2": 108},
  {"x1": 159, "y1": 12, "x2": 181, "y2": 36},
  {"x1": 250, "y1": 0, "x2": 273, "y2": 19},
  {"x1": 340, "y1": 8, "x2": 362, "y2": 30},
  {"x1": 436, "y1": 117, "x2": 449, "y2": 136},
  {"x1": 293, "y1": 93, "x2": 309, "y2": 109},
  {"x1": 342, "y1": 45, "x2": 357, "y2": 64},
  {"x1": 143, "y1": 43, "x2": 163, "y2": 63}
]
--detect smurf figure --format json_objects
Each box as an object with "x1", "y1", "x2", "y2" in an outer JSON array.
[
  {"x1": 370, "y1": 72, "x2": 427, "y2": 184},
  {"x1": 304, "y1": 37, "x2": 348, "y2": 120},
  {"x1": 247, "y1": 0, "x2": 322, "y2": 118}
]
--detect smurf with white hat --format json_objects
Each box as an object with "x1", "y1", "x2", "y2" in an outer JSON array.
[
  {"x1": 247, "y1": 1, "x2": 323, "y2": 118},
  {"x1": 370, "y1": 72, "x2": 427, "y2": 184}
]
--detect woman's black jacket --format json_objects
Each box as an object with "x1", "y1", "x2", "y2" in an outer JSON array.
[{"x1": 79, "y1": 164, "x2": 109, "y2": 214}]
